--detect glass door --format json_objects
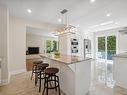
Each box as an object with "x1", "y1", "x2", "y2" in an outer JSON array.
[
  {"x1": 106, "y1": 36, "x2": 116, "y2": 87},
  {"x1": 96, "y1": 35, "x2": 116, "y2": 87},
  {"x1": 97, "y1": 36, "x2": 106, "y2": 61},
  {"x1": 107, "y1": 36, "x2": 116, "y2": 60}
]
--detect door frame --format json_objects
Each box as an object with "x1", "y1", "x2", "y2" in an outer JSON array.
[{"x1": 95, "y1": 33, "x2": 118, "y2": 63}]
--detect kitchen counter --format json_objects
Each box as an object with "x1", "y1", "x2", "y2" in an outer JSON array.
[
  {"x1": 40, "y1": 54, "x2": 91, "y2": 64},
  {"x1": 113, "y1": 53, "x2": 127, "y2": 58}
]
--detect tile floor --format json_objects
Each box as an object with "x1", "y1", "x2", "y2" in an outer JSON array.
[{"x1": 0, "y1": 72, "x2": 127, "y2": 95}]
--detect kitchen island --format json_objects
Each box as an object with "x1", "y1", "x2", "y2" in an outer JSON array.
[
  {"x1": 40, "y1": 54, "x2": 92, "y2": 95},
  {"x1": 113, "y1": 53, "x2": 127, "y2": 89}
]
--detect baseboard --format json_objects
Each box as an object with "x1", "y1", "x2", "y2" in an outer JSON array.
[
  {"x1": 10, "y1": 69, "x2": 26, "y2": 76},
  {"x1": 0, "y1": 79, "x2": 9, "y2": 86}
]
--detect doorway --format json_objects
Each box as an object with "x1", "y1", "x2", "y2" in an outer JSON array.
[{"x1": 95, "y1": 35, "x2": 116, "y2": 87}]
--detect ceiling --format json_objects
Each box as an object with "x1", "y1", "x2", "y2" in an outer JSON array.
[
  {"x1": 0, "y1": 0, "x2": 127, "y2": 34},
  {"x1": 26, "y1": 26, "x2": 56, "y2": 37}
]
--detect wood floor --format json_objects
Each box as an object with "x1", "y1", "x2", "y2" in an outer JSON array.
[{"x1": 0, "y1": 72, "x2": 127, "y2": 95}]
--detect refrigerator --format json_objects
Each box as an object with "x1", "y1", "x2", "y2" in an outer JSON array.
[{"x1": 84, "y1": 39, "x2": 91, "y2": 57}]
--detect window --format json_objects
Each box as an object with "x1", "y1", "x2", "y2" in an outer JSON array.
[{"x1": 46, "y1": 40, "x2": 58, "y2": 53}]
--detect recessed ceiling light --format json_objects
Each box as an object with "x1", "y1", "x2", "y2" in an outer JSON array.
[
  {"x1": 27, "y1": 9, "x2": 32, "y2": 13},
  {"x1": 91, "y1": 0, "x2": 95, "y2": 3},
  {"x1": 58, "y1": 18, "x2": 62, "y2": 22},
  {"x1": 115, "y1": 22, "x2": 118, "y2": 24},
  {"x1": 106, "y1": 13, "x2": 111, "y2": 17}
]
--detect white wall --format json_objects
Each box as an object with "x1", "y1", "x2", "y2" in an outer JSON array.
[
  {"x1": 9, "y1": 16, "x2": 57, "y2": 75},
  {"x1": 9, "y1": 16, "x2": 26, "y2": 75},
  {"x1": 26, "y1": 33, "x2": 57, "y2": 53},
  {"x1": 0, "y1": 5, "x2": 9, "y2": 85},
  {"x1": 83, "y1": 27, "x2": 127, "y2": 63}
]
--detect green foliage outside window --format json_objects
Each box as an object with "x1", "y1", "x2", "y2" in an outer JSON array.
[
  {"x1": 46, "y1": 40, "x2": 57, "y2": 53},
  {"x1": 98, "y1": 37, "x2": 105, "y2": 52},
  {"x1": 98, "y1": 36, "x2": 116, "y2": 60},
  {"x1": 107, "y1": 36, "x2": 116, "y2": 55}
]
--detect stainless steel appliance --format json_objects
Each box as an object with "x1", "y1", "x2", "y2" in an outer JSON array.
[
  {"x1": 84, "y1": 39, "x2": 91, "y2": 57},
  {"x1": 71, "y1": 38, "x2": 78, "y2": 54}
]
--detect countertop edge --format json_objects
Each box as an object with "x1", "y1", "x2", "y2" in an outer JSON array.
[
  {"x1": 113, "y1": 56, "x2": 127, "y2": 58},
  {"x1": 113, "y1": 53, "x2": 127, "y2": 58},
  {"x1": 40, "y1": 54, "x2": 92, "y2": 64}
]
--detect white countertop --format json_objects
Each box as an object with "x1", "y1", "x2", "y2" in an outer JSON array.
[
  {"x1": 40, "y1": 54, "x2": 92, "y2": 64},
  {"x1": 114, "y1": 53, "x2": 127, "y2": 58}
]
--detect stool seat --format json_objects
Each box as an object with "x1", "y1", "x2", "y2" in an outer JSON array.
[
  {"x1": 45, "y1": 67, "x2": 59, "y2": 75},
  {"x1": 33, "y1": 60, "x2": 43, "y2": 65},
  {"x1": 31, "y1": 61, "x2": 43, "y2": 80},
  {"x1": 37, "y1": 63, "x2": 49, "y2": 70},
  {"x1": 37, "y1": 63, "x2": 49, "y2": 92},
  {"x1": 42, "y1": 67, "x2": 61, "y2": 95}
]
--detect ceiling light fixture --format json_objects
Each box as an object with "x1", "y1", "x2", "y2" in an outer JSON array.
[
  {"x1": 27, "y1": 9, "x2": 32, "y2": 13},
  {"x1": 91, "y1": 0, "x2": 95, "y2": 3},
  {"x1": 106, "y1": 13, "x2": 111, "y2": 17},
  {"x1": 55, "y1": 9, "x2": 77, "y2": 36}
]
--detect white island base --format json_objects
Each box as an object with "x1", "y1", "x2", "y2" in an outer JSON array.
[{"x1": 41, "y1": 54, "x2": 91, "y2": 95}]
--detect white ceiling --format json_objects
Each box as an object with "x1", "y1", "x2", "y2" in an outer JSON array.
[
  {"x1": 0, "y1": 0, "x2": 127, "y2": 34},
  {"x1": 26, "y1": 26, "x2": 56, "y2": 37}
]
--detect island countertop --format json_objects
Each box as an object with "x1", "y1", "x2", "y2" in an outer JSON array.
[{"x1": 40, "y1": 54, "x2": 92, "y2": 64}]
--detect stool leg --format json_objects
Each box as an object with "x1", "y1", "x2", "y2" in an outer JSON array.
[
  {"x1": 35, "y1": 73, "x2": 38, "y2": 86},
  {"x1": 46, "y1": 77, "x2": 48, "y2": 95},
  {"x1": 57, "y1": 76, "x2": 61, "y2": 95},
  {"x1": 49, "y1": 76, "x2": 52, "y2": 88},
  {"x1": 31, "y1": 72, "x2": 33, "y2": 80},
  {"x1": 42, "y1": 75, "x2": 46, "y2": 95},
  {"x1": 31, "y1": 66, "x2": 34, "y2": 80},
  {"x1": 55, "y1": 76, "x2": 57, "y2": 91},
  {"x1": 39, "y1": 71, "x2": 41, "y2": 92}
]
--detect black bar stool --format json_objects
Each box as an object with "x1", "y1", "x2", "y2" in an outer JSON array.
[
  {"x1": 42, "y1": 67, "x2": 61, "y2": 95},
  {"x1": 37, "y1": 63, "x2": 49, "y2": 92},
  {"x1": 31, "y1": 60, "x2": 43, "y2": 80}
]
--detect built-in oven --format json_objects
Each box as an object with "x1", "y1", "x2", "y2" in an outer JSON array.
[
  {"x1": 71, "y1": 39, "x2": 78, "y2": 45},
  {"x1": 71, "y1": 38, "x2": 78, "y2": 53}
]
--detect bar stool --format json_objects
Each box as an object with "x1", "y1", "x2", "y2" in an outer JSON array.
[
  {"x1": 31, "y1": 60, "x2": 43, "y2": 80},
  {"x1": 42, "y1": 67, "x2": 61, "y2": 95},
  {"x1": 37, "y1": 63, "x2": 49, "y2": 92}
]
